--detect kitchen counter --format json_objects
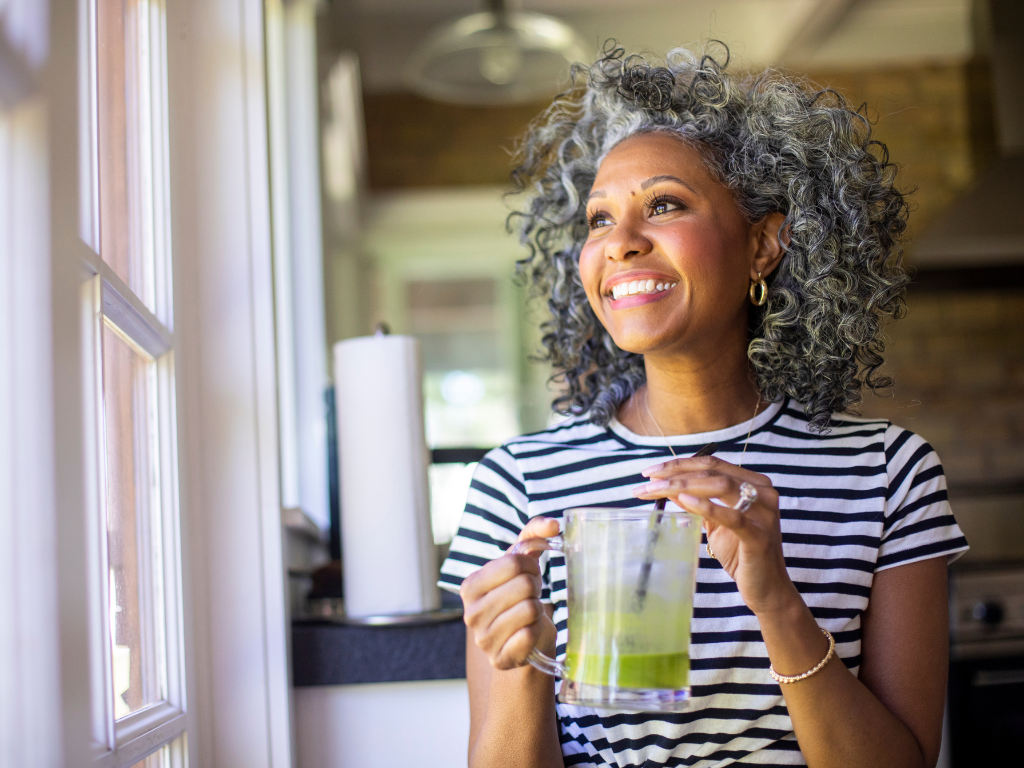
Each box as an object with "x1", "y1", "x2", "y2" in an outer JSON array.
[{"x1": 292, "y1": 610, "x2": 466, "y2": 686}]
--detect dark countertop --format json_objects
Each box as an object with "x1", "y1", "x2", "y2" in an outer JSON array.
[{"x1": 292, "y1": 612, "x2": 467, "y2": 687}]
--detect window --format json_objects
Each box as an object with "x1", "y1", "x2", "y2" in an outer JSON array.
[
  {"x1": 406, "y1": 277, "x2": 520, "y2": 545},
  {"x1": 80, "y1": 0, "x2": 185, "y2": 765}
]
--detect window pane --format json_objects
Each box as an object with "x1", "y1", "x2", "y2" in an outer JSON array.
[
  {"x1": 129, "y1": 734, "x2": 186, "y2": 768},
  {"x1": 102, "y1": 322, "x2": 163, "y2": 717},
  {"x1": 97, "y1": 0, "x2": 154, "y2": 307},
  {"x1": 130, "y1": 746, "x2": 167, "y2": 768},
  {"x1": 406, "y1": 278, "x2": 519, "y2": 448}
]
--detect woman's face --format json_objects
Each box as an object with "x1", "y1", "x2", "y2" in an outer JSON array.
[{"x1": 580, "y1": 132, "x2": 762, "y2": 359}]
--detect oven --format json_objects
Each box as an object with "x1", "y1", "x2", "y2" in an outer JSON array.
[{"x1": 947, "y1": 563, "x2": 1024, "y2": 767}]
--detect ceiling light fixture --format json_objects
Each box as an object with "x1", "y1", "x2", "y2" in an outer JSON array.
[{"x1": 405, "y1": 0, "x2": 588, "y2": 106}]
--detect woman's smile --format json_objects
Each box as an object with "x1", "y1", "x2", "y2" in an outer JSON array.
[{"x1": 604, "y1": 271, "x2": 679, "y2": 308}]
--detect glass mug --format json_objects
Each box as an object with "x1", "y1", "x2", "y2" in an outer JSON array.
[{"x1": 511, "y1": 506, "x2": 702, "y2": 711}]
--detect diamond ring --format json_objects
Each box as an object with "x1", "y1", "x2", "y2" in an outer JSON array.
[{"x1": 733, "y1": 482, "x2": 758, "y2": 513}]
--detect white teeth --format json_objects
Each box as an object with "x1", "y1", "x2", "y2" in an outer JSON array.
[{"x1": 609, "y1": 279, "x2": 679, "y2": 299}]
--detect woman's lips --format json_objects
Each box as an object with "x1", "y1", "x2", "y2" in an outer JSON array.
[{"x1": 607, "y1": 286, "x2": 673, "y2": 309}]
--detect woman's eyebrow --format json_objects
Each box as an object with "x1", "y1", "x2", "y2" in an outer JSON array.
[
  {"x1": 641, "y1": 174, "x2": 696, "y2": 193},
  {"x1": 588, "y1": 175, "x2": 695, "y2": 201}
]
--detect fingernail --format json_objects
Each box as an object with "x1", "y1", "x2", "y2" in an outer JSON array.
[
  {"x1": 677, "y1": 493, "x2": 700, "y2": 507},
  {"x1": 641, "y1": 463, "x2": 665, "y2": 477},
  {"x1": 633, "y1": 480, "x2": 670, "y2": 496}
]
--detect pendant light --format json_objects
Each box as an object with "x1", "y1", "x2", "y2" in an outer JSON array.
[{"x1": 404, "y1": 0, "x2": 588, "y2": 106}]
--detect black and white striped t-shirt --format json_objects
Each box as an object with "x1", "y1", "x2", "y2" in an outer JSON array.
[{"x1": 440, "y1": 398, "x2": 968, "y2": 767}]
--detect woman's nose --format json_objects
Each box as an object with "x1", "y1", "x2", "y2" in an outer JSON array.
[{"x1": 604, "y1": 218, "x2": 652, "y2": 261}]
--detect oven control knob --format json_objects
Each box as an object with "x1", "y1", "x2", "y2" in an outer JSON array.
[{"x1": 972, "y1": 601, "x2": 1004, "y2": 625}]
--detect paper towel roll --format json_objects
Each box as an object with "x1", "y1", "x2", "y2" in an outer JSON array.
[{"x1": 334, "y1": 334, "x2": 440, "y2": 618}]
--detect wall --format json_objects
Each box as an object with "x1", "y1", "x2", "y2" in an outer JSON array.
[{"x1": 294, "y1": 680, "x2": 469, "y2": 768}]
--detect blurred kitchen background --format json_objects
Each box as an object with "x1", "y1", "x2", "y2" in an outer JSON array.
[{"x1": 296, "y1": 5, "x2": 1024, "y2": 763}]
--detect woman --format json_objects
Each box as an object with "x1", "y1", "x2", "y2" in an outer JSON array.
[{"x1": 439, "y1": 45, "x2": 967, "y2": 768}]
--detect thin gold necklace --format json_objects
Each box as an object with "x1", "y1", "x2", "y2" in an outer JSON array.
[{"x1": 640, "y1": 387, "x2": 761, "y2": 467}]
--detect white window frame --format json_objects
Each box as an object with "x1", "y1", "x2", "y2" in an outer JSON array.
[
  {"x1": 3, "y1": 1, "x2": 295, "y2": 765},
  {"x1": 266, "y1": 0, "x2": 330, "y2": 532},
  {"x1": 0, "y1": 8, "x2": 64, "y2": 768},
  {"x1": 76, "y1": 0, "x2": 186, "y2": 765},
  {"x1": 164, "y1": 0, "x2": 294, "y2": 764}
]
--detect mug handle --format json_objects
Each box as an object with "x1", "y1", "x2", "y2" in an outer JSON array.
[{"x1": 509, "y1": 535, "x2": 566, "y2": 677}]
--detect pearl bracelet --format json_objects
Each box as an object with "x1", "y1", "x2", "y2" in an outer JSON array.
[{"x1": 769, "y1": 628, "x2": 835, "y2": 684}]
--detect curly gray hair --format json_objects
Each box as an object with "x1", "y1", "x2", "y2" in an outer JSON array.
[{"x1": 509, "y1": 43, "x2": 910, "y2": 433}]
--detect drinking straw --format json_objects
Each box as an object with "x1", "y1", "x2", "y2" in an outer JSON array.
[{"x1": 633, "y1": 442, "x2": 718, "y2": 611}]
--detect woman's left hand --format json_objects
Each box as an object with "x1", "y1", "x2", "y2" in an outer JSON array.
[{"x1": 633, "y1": 455, "x2": 801, "y2": 616}]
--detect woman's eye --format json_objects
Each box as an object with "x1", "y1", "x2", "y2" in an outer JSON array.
[
  {"x1": 588, "y1": 212, "x2": 611, "y2": 229},
  {"x1": 650, "y1": 197, "x2": 681, "y2": 216}
]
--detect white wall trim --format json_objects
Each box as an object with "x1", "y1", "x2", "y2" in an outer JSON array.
[
  {"x1": 166, "y1": 0, "x2": 293, "y2": 765},
  {"x1": 284, "y1": 0, "x2": 330, "y2": 533},
  {"x1": 0, "y1": 85, "x2": 66, "y2": 768}
]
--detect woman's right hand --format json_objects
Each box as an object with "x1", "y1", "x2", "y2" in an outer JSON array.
[{"x1": 460, "y1": 517, "x2": 560, "y2": 671}]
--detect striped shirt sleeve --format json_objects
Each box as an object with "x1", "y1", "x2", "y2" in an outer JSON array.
[
  {"x1": 876, "y1": 425, "x2": 969, "y2": 572},
  {"x1": 438, "y1": 446, "x2": 530, "y2": 595}
]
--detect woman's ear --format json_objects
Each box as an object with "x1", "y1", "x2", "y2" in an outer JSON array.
[{"x1": 751, "y1": 212, "x2": 789, "y2": 280}]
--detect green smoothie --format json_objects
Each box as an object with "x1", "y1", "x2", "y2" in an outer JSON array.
[
  {"x1": 565, "y1": 650, "x2": 689, "y2": 689},
  {"x1": 565, "y1": 602, "x2": 692, "y2": 690}
]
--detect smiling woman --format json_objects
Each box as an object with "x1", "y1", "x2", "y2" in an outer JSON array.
[
  {"x1": 439, "y1": 43, "x2": 968, "y2": 768},
  {"x1": 510, "y1": 44, "x2": 910, "y2": 432}
]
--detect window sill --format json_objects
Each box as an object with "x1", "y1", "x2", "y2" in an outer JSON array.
[{"x1": 89, "y1": 702, "x2": 186, "y2": 768}]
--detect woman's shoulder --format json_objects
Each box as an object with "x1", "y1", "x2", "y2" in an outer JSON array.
[
  {"x1": 774, "y1": 399, "x2": 892, "y2": 437},
  {"x1": 774, "y1": 400, "x2": 939, "y2": 452},
  {"x1": 773, "y1": 399, "x2": 948, "y2": 495},
  {"x1": 767, "y1": 399, "x2": 947, "y2": 479}
]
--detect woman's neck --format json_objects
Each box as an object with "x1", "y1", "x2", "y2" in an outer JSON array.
[{"x1": 619, "y1": 347, "x2": 765, "y2": 437}]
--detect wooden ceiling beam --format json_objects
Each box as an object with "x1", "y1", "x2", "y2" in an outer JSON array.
[{"x1": 777, "y1": 0, "x2": 864, "y2": 66}]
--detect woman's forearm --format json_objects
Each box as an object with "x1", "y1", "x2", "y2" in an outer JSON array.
[
  {"x1": 469, "y1": 663, "x2": 564, "y2": 768},
  {"x1": 465, "y1": 609, "x2": 564, "y2": 768},
  {"x1": 756, "y1": 591, "x2": 928, "y2": 768}
]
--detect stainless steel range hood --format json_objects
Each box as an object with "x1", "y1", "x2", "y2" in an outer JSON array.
[{"x1": 914, "y1": 0, "x2": 1024, "y2": 268}]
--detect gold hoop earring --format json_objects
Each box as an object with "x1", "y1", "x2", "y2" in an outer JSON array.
[{"x1": 749, "y1": 272, "x2": 768, "y2": 307}]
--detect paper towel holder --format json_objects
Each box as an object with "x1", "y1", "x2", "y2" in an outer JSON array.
[{"x1": 374, "y1": 322, "x2": 391, "y2": 337}]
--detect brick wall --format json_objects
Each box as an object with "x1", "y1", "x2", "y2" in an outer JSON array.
[
  {"x1": 805, "y1": 60, "x2": 997, "y2": 255},
  {"x1": 362, "y1": 92, "x2": 549, "y2": 189},
  {"x1": 858, "y1": 290, "x2": 1024, "y2": 488}
]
